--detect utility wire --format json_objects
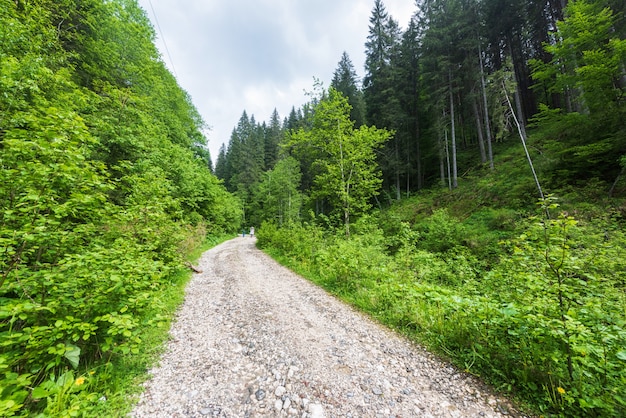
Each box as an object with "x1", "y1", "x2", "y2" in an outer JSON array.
[{"x1": 146, "y1": 0, "x2": 178, "y2": 79}]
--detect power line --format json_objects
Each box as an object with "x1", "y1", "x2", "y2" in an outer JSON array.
[{"x1": 146, "y1": 0, "x2": 178, "y2": 79}]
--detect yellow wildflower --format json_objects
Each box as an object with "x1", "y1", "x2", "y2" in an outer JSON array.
[
  {"x1": 75, "y1": 377, "x2": 86, "y2": 386},
  {"x1": 557, "y1": 387, "x2": 565, "y2": 395}
]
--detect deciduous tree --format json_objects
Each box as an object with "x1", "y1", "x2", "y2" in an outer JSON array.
[{"x1": 290, "y1": 88, "x2": 391, "y2": 236}]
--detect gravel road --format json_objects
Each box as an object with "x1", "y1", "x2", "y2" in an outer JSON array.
[{"x1": 131, "y1": 237, "x2": 520, "y2": 417}]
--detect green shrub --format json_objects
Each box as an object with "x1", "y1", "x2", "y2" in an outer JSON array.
[
  {"x1": 414, "y1": 209, "x2": 466, "y2": 253},
  {"x1": 259, "y1": 201, "x2": 626, "y2": 417}
]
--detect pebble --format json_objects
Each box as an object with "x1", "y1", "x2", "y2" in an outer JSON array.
[
  {"x1": 130, "y1": 238, "x2": 520, "y2": 418},
  {"x1": 274, "y1": 399, "x2": 283, "y2": 411},
  {"x1": 255, "y1": 389, "x2": 266, "y2": 401},
  {"x1": 309, "y1": 403, "x2": 325, "y2": 418}
]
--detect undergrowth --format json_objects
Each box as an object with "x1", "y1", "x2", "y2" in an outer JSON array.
[
  {"x1": 256, "y1": 199, "x2": 626, "y2": 417},
  {"x1": 1, "y1": 226, "x2": 232, "y2": 418}
]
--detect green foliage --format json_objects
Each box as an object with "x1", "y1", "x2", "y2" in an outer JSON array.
[
  {"x1": 413, "y1": 209, "x2": 465, "y2": 253},
  {"x1": 259, "y1": 195, "x2": 626, "y2": 417},
  {"x1": 529, "y1": 0, "x2": 626, "y2": 181},
  {"x1": 289, "y1": 87, "x2": 391, "y2": 236},
  {"x1": 493, "y1": 199, "x2": 626, "y2": 415},
  {"x1": 254, "y1": 157, "x2": 303, "y2": 226},
  {"x1": 331, "y1": 52, "x2": 366, "y2": 128},
  {"x1": 0, "y1": 0, "x2": 239, "y2": 415}
]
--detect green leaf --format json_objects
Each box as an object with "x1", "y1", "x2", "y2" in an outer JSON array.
[
  {"x1": 617, "y1": 350, "x2": 626, "y2": 361},
  {"x1": 31, "y1": 386, "x2": 50, "y2": 399},
  {"x1": 64, "y1": 344, "x2": 81, "y2": 369}
]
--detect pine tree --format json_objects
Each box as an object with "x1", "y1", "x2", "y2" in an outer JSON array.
[
  {"x1": 395, "y1": 16, "x2": 425, "y2": 192},
  {"x1": 215, "y1": 143, "x2": 228, "y2": 180},
  {"x1": 331, "y1": 52, "x2": 366, "y2": 127},
  {"x1": 364, "y1": 0, "x2": 404, "y2": 198},
  {"x1": 264, "y1": 109, "x2": 283, "y2": 170}
]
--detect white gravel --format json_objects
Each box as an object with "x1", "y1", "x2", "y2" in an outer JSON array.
[{"x1": 130, "y1": 237, "x2": 522, "y2": 417}]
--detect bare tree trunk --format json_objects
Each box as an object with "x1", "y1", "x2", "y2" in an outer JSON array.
[
  {"x1": 406, "y1": 136, "x2": 411, "y2": 197},
  {"x1": 395, "y1": 139, "x2": 401, "y2": 201},
  {"x1": 478, "y1": 43, "x2": 494, "y2": 169},
  {"x1": 472, "y1": 98, "x2": 487, "y2": 163},
  {"x1": 416, "y1": 122, "x2": 423, "y2": 190},
  {"x1": 503, "y1": 81, "x2": 545, "y2": 201},
  {"x1": 438, "y1": 112, "x2": 446, "y2": 188},
  {"x1": 445, "y1": 128, "x2": 452, "y2": 190},
  {"x1": 513, "y1": 75, "x2": 529, "y2": 142},
  {"x1": 449, "y1": 70, "x2": 458, "y2": 189}
]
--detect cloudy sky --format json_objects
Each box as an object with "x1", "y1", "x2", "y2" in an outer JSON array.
[{"x1": 136, "y1": 0, "x2": 418, "y2": 163}]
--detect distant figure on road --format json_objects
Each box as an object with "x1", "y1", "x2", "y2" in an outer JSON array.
[{"x1": 249, "y1": 226, "x2": 255, "y2": 237}]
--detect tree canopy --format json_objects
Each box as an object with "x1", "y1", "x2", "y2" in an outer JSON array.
[{"x1": 1, "y1": 1, "x2": 239, "y2": 415}]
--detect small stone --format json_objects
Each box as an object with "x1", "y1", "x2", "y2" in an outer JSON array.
[
  {"x1": 283, "y1": 397, "x2": 292, "y2": 409},
  {"x1": 199, "y1": 408, "x2": 212, "y2": 415},
  {"x1": 255, "y1": 389, "x2": 266, "y2": 401},
  {"x1": 309, "y1": 403, "x2": 325, "y2": 418},
  {"x1": 274, "y1": 399, "x2": 284, "y2": 411},
  {"x1": 275, "y1": 386, "x2": 286, "y2": 397},
  {"x1": 372, "y1": 387, "x2": 383, "y2": 395}
]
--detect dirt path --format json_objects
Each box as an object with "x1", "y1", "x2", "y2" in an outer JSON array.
[{"x1": 131, "y1": 237, "x2": 519, "y2": 417}]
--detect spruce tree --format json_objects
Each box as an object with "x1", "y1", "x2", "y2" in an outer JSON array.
[{"x1": 331, "y1": 52, "x2": 366, "y2": 127}]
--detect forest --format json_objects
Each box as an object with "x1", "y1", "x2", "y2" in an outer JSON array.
[
  {"x1": 216, "y1": 0, "x2": 626, "y2": 416},
  {"x1": 1, "y1": 0, "x2": 240, "y2": 416},
  {"x1": 1, "y1": 0, "x2": 625, "y2": 416}
]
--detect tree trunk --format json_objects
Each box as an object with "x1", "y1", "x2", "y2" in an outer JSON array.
[
  {"x1": 445, "y1": 127, "x2": 452, "y2": 190},
  {"x1": 478, "y1": 43, "x2": 494, "y2": 169},
  {"x1": 415, "y1": 120, "x2": 423, "y2": 190},
  {"x1": 395, "y1": 138, "x2": 401, "y2": 201},
  {"x1": 449, "y1": 71, "x2": 458, "y2": 189},
  {"x1": 438, "y1": 117, "x2": 446, "y2": 188},
  {"x1": 472, "y1": 98, "x2": 487, "y2": 163},
  {"x1": 503, "y1": 81, "x2": 545, "y2": 201}
]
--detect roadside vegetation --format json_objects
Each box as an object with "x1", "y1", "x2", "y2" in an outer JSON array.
[
  {"x1": 3, "y1": 0, "x2": 625, "y2": 416},
  {"x1": 1, "y1": 1, "x2": 239, "y2": 416},
  {"x1": 257, "y1": 160, "x2": 626, "y2": 417}
]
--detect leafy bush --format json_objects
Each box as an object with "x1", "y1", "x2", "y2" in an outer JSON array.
[
  {"x1": 413, "y1": 209, "x2": 466, "y2": 253},
  {"x1": 259, "y1": 200, "x2": 626, "y2": 417},
  {"x1": 0, "y1": 1, "x2": 240, "y2": 415}
]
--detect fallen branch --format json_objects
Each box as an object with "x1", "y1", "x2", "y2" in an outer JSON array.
[{"x1": 184, "y1": 261, "x2": 203, "y2": 274}]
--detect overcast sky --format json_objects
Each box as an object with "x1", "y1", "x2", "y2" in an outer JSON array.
[{"x1": 136, "y1": 0, "x2": 417, "y2": 163}]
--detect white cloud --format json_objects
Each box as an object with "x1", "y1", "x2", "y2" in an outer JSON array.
[{"x1": 137, "y1": 0, "x2": 418, "y2": 163}]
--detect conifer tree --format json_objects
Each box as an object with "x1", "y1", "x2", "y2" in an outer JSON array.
[
  {"x1": 264, "y1": 108, "x2": 283, "y2": 170},
  {"x1": 331, "y1": 52, "x2": 366, "y2": 127},
  {"x1": 364, "y1": 0, "x2": 404, "y2": 197}
]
